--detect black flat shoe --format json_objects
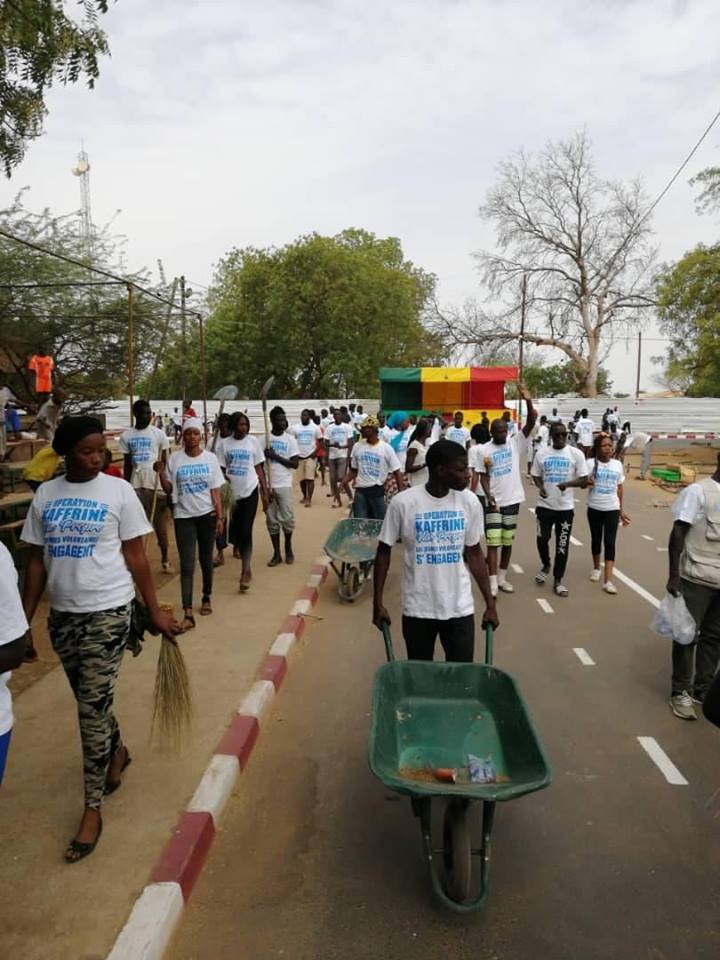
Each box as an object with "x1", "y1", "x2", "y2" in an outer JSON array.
[
  {"x1": 65, "y1": 818, "x2": 103, "y2": 864},
  {"x1": 104, "y1": 748, "x2": 132, "y2": 796}
]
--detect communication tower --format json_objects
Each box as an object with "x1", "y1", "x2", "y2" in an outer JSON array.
[{"x1": 71, "y1": 146, "x2": 93, "y2": 256}]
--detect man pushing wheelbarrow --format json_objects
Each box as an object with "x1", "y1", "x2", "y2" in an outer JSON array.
[{"x1": 368, "y1": 439, "x2": 551, "y2": 911}]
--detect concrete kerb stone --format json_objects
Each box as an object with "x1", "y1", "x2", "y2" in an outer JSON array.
[
  {"x1": 238, "y1": 679, "x2": 276, "y2": 722},
  {"x1": 105, "y1": 560, "x2": 326, "y2": 960},
  {"x1": 107, "y1": 882, "x2": 184, "y2": 960},
  {"x1": 270, "y1": 632, "x2": 296, "y2": 657},
  {"x1": 187, "y1": 754, "x2": 239, "y2": 822}
]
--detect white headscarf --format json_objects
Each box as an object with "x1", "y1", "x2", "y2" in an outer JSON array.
[{"x1": 182, "y1": 417, "x2": 203, "y2": 434}]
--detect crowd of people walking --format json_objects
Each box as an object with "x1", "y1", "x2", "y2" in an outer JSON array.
[{"x1": 1, "y1": 387, "x2": 718, "y2": 872}]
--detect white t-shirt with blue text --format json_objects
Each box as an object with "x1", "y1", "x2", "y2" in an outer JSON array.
[
  {"x1": 476, "y1": 433, "x2": 526, "y2": 507},
  {"x1": 118, "y1": 425, "x2": 170, "y2": 490},
  {"x1": 268, "y1": 431, "x2": 300, "y2": 488},
  {"x1": 531, "y1": 444, "x2": 588, "y2": 511},
  {"x1": 167, "y1": 449, "x2": 224, "y2": 519},
  {"x1": 326, "y1": 422, "x2": 354, "y2": 461},
  {"x1": 444, "y1": 425, "x2": 471, "y2": 447},
  {"x1": 291, "y1": 421, "x2": 322, "y2": 458},
  {"x1": 21, "y1": 473, "x2": 152, "y2": 613},
  {"x1": 576, "y1": 417, "x2": 595, "y2": 447},
  {"x1": 379, "y1": 485, "x2": 484, "y2": 620},
  {"x1": 350, "y1": 439, "x2": 401, "y2": 488},
  {"x1": 216, "y1": 435, "x2": 264, "y2": 499},
  {"x1": 586, "y1": 457, "x2": 624, "y2": 511}
]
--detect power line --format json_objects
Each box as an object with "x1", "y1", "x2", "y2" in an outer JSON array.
[
  {"x1": 642, "y1": 105, "x2": 720, "y2": 223},
  {"x1": 0, "y1": 280, "x2": 121, "y2": 289},
  {"x1": 0, "y1": 228, "x2": 202, "y2": 317}
]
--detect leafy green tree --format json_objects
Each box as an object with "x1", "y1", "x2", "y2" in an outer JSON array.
[
  {"x1": 654, "y1": 245, "x2": 720, "y2": 396},
  {"x1": 152, "y1": 229, "x2": 443, "y2": 400},
  {"x1": 0, "y1": 1, "x2": 110, "y2": 175},
  {"x1": 0, "y1": 191, "x2": 169, "y2": 411}
]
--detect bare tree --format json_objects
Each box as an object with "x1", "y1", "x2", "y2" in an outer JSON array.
[{"x1": 432, "y1": 131, "x2": 657, "y2": 397}]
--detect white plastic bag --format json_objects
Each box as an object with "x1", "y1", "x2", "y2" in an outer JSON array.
[{"x1": 651, "y1": 593, "x2": 697, "y2": 645}]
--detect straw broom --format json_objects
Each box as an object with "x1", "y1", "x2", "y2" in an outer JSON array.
[
  {"x1": 151, "y1": 620, "x2": 193, "y2": 751},
  {"x1": 146, "y1": 469, "x2": 193, "y2": 750}
]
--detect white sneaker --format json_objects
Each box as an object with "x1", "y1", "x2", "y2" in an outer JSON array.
[
  {"x1": 554, "y1": 582, "x2": 569, "y2": 597},
  {"x1": 603, "y1": 581, "x2": 617, "y2": 595},
  {"x1": 669, "y1": 691, "x2": 697, "y2": 721},
  {"x1": 498, "y1": 580, "x2": 515, "y2": 593},
  {"x1": 589, "y1": 569, "x2": 601, "y2": 582}
]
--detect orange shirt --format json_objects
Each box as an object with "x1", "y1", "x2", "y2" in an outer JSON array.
[{"x1": 28, "y1": 354, "x2": 54, "y2": 393}]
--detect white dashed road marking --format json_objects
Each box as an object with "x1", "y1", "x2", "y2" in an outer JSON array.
[
  {"x1": 528, "y1": 507, "x2": 536, "y2": 515},
  {"x1": 511, "y1": 563, "x2": 524, "y2": 574},
  {"x1": 642, "y1": 534, "x2": 655, "y2": 541},
  {"x1": 573, "y1": 647, "x2": 596, "y2": 666},
  {"x1": 656, "y1": 547, "x2": 668, "y2": 553},
  {"x1": 536, "y1": 598, "x2": 554, "y2": 614},
  {"x1": 613, "y1": 569, "x2": 661, "y2": 608},
  {"x1": 570, "y1": 536, "x2": 583, "y2": 546},
  {"x1": 637, "y1": 737, "x2": 688, "y2": 786}
]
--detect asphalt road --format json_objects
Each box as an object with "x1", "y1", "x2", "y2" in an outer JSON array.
[{"x1": 172, "y1": 478, "x2": 720, "y2": 960}]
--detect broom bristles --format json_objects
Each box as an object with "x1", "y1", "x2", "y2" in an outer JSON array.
[{"x1": 151, "y1": 636, "x2": 193, "y2": 751}]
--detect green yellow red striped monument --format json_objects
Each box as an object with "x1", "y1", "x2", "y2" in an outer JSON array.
[{"x1": 379, "y1": 366, "x2": 518, "y2": 426}]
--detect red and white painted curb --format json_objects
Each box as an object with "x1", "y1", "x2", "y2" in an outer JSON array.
[
  {"x1": 107, "y1": 557, "x2": 330, "y2": 960},
  {"x1": 648, "y1": 432, "x2": 718, "y2": 440}
]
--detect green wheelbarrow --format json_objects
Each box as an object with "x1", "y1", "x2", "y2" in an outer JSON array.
[
  {"x1": 323, "y1": 517, "x2": 383, "y2": 602},
  {"x1": 368, "y1": 624, "x2": 551, "y2": 912}
]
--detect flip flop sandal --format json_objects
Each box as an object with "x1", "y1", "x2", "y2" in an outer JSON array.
[
  {"x1": 65, "y1": 818, "x2": 103, "y2": 864},
  {"x1": 104, "y1": 748, "x2": 132, "y2": 796},
  {"x1": 239, "y1": 581, "x2": 249, "y2": 593},
  {"x1": 179, "y1": 614, "x2": 196, "y2": 632},
  {"x1": 200, "y1": 600, "x2": 213, "y2": 616}
]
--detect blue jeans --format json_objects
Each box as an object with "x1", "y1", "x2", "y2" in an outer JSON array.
[
  {"x1": 352, "y1": 486, "x2": 386, "y2": 520},
  {"x1": 0, "y1": 729, "x2": 11, "y2": 786}
]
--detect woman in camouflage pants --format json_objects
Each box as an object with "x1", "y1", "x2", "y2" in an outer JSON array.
[{"x1": 21, "y1": 417, "x2": 177, "y2": 863}]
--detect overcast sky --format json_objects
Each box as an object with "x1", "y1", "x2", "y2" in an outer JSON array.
[{"x1": 7, "y1": 0, "x2": 720, "y2": 392}]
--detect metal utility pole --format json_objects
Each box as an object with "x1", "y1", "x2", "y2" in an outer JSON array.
[
  {"x1": 635, "y1": 331, "x2": 642, "y2": 399},
  {"x1": 127, "y1": 284, "x2": 134, "y2": 424},
  {"x1": 517, "y1": 273, "x2": 527, "y2": 425},
  {"x1": 198, "y1": 313, "x2": 208, "y2": 443},
  {"x1": 180, "y1": 275, "x2": 187, "y2": 404},
  {"x1": 146, "y1": 277, "x2": 178, "y2": 400}
]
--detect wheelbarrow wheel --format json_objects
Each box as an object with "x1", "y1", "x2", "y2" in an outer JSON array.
[
  {"x1": 443, "y1": 800, "x2": 471, "y2": 903},
  {"x1": 340, "y1": 565, "x2": 360, "y2": 601}
]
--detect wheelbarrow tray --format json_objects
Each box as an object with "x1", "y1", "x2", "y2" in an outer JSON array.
[
  {"x1": 368, "y1": 661, "x2": 551, "y2": 803},
  {"x1": 323, "y1": 518, "x2": 383, "y2": 565}
]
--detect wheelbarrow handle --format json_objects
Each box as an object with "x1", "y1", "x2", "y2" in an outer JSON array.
[
  {"x1": 381, "y1": 622, "x2": 492, "y2": 666},
  {"x1": 380, "y1": 620, "x2": 394, "y2": 663},
  {"x1": 485, "y1": 624, "x2": 494, "y2": 667}
]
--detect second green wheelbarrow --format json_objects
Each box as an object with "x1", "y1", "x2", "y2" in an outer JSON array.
[
  {"x1": 368, "y1": 624, "x2": 552, "y2": 912},
  {"x1": 323, "y1": 517, "x2": 383, "y2": 602}
]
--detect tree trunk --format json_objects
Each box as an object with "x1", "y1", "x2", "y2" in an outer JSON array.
[{"x1": 578, "y1": 335, "x2": 600, "y2": 397}]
